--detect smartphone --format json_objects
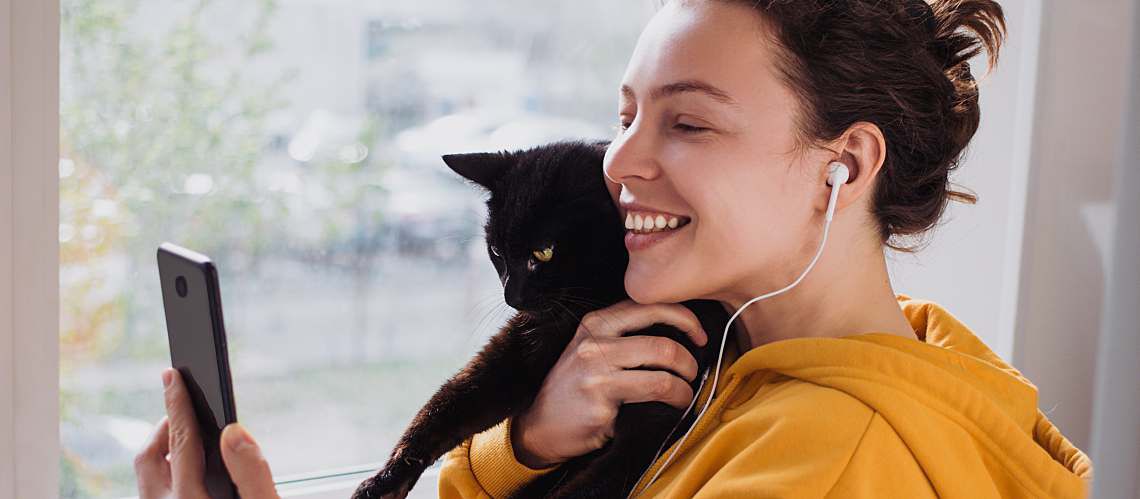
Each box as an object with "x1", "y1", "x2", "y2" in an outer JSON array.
[{"x1": 157, "y1": 242, "x2": 239, "y2": 499}]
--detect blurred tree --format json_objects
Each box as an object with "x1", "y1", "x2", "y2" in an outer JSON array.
[{"x1": 59, "y1": 0, "x2": 293, "y2": 494}]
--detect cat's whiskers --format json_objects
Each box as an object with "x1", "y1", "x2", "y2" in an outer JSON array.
[{"x1": 468, "y1": 292, "x2": 510, "y2": 340}]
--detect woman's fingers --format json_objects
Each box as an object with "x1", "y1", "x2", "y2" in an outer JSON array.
[
  {"x1": 220, "y1": 423, "x2": 281, "y2": 499},
  {"x1": 608, "y1": 370, "x2": 695, "y2": 409},
  {"x1": 134, "y1": 416, "x2": 172, "y2": 499},
  {"x1": 507, "y1": 300, "x2": 711, "y2": 466},
  {"x1": 581, "y1": 335, "x2": 699, "y2": 382},
  {"x1": 162, "y1": 367, "x2": 207, "y2": 497},
  {"x1": 578, "y1": 300, "x2": 708, "y2": 347}
]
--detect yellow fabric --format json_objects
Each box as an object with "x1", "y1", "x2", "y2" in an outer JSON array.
[
  {"x1": 437, "y1": 295, "x2": 1093, "y2": 498},
  {"x1": 438, "y1": 417, "x2": 556, "y2": 499}
]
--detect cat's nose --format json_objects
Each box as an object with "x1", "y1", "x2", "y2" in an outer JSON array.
[
  {"x1": 505, "y1": 287, "x2": 537, "y2": 311},
  {"x1": 505, "y1": 292, "x2": 526, "y2": 311}
]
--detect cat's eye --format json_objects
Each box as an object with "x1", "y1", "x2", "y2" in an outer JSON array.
[
  {"x1": 532, "y1": 246, "x2": 554, "y2": 262},
  {"x1": 489, "y1": 245, "x2": 501, "y2": 257}
]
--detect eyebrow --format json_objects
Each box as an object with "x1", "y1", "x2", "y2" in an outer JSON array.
[{"x1": 620, "y1": 79, "x2": 740, "y2": 107}]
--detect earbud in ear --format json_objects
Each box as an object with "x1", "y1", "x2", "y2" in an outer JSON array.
[
  {"x1": 826, "y1": 161, "x2": 850, "y2": 187},
  {"x1": 824, "y1": 161, "x2": 849, "y2": 222}
]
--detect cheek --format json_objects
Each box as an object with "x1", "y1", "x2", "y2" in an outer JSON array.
[
  {"x1": 677, "y1": 158, "x2": 809, "y2": 285},
  {"x1": 683, "y1": 156, "x2": 783, "y2": 241},
  {"x1": 622, "y1": 140, "x2": 810, "y2": 301}
]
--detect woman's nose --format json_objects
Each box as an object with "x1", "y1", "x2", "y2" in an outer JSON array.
[{"x1": 603, "y1": 122, "x2": 662, "y2": 184}]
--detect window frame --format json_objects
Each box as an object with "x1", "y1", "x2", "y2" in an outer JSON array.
[{"x1": 1, "y1": 0, "x2": 61, "y2": 496}]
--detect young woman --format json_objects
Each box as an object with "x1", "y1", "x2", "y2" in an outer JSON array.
[
  {"x1": 135, "y1": 0, "x2": 1092, "y2": 497},
  {"x1": 432, "y1": 1, "x2": 1092, "y2": 497}
]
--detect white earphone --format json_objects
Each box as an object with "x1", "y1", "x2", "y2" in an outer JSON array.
[{"x1": 632, "y1": 161, "x2": 851, "y2": 496}]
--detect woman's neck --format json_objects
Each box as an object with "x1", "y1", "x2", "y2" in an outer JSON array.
[{"x1": 719, "y1": 240, "x2": 915, "y2": 352}]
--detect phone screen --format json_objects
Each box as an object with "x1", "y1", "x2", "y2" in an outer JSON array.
[{"x1": 157, "y1": 243, "x2": 238, "y2": 498}]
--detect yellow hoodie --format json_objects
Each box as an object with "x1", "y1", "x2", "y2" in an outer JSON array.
[{"x1": 437, "y1": 295, "x2": 1093, "y2": 498}]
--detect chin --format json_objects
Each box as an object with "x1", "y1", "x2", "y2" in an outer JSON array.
[{"x1": 624, "y1": 269, "x2": 686, "y2": 305}]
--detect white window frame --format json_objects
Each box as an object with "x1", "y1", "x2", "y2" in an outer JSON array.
[{"x1": 2, "y1": 0, "x2": 61, "y2": 497}]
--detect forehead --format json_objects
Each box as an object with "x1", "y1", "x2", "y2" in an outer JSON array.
[{"x1": 621, "y1": 1, "x2": 785, "y2": 105}]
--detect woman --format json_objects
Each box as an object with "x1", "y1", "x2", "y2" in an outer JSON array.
[{"x1": 135, "y1": 0, "x2": 1093, "y2": 497}]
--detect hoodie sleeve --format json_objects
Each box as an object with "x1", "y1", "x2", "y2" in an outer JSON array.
[{"x1": 437, "y1": 417, "x2": 560, "y2": 499}]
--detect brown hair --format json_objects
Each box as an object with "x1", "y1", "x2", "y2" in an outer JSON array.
[{"x1": 698, "y1": 0, "x2": 1007, "y2": 251}]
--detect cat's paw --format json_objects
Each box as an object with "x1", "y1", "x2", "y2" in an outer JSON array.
[
  {"x1": 351, "y1": 456, "x2": 427, "y2": 499},
  {"x1": 350, "y1": 473, "x2": 416, "y2": 499}
]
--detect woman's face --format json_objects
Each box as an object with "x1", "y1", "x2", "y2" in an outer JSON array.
[{"x1": 604, "y1": 0, "x2": 832, "y2": 305}]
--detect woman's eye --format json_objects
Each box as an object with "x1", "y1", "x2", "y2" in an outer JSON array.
[
  {"x1": 616, "y1": 120, "x2": 632, "y2": 132},
  {"x1": 674, "y1": 123, "x2": 708, "y2": 133}
]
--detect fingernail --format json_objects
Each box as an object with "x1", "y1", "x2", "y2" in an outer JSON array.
[
  {"x1": 226, "y1": 423, "x2": 256, "y2": 453},
  {"x1": 162, "y1": 369, "x2": 173, "y2": 388}
]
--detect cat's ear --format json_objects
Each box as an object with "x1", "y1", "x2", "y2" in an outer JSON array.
[{"x1": 442, "y1": 152, "x2": 512, "y2": 190}]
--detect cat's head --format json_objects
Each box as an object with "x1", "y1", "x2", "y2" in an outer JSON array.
[{"x1": 443, "y1": 140, "x2": 628, "y2": 316}]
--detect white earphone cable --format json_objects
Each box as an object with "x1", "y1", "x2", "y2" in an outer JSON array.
[{"x1": 630, "y1": 163, "x2": 847, "y2": 497}]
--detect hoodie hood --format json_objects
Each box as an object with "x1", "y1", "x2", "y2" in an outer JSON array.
[{"x1": 718, "y1": 294, "x2": 1093, "y2": 498}]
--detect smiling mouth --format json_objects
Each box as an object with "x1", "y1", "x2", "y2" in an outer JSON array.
[{"x1": 624, "y1": 211, "x2": 692, "y2": 234}]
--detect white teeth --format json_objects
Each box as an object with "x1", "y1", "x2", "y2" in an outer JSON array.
[{"x1": 625, "y1": 211, "x2": 687, "y2": 233}]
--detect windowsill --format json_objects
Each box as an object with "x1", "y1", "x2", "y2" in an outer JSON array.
[
  {"x1": 285, "y1": 463, "x2": 441, "y2": 499},
  {"x1": 120, "y1": 462, "x2": 440, "y2": 499},
  {"x1": 276, "y1": 463, "x2": 440, "y2": 498}
]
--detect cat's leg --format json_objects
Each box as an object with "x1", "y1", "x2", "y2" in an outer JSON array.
[
  {"x1": 546, "y1": 402, "x2": 683, "y2": 499},
  {"x1": 352, "y1": 330, "x2": 554, "y2": 499}
]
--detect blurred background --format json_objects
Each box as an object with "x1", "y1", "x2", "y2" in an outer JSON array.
[
  {"x1": 44, "y1": 0, "x2": 1138, "y2": 498},
  {"x1": 57, "y1": 0, "x2": 656, "y2": 496}
]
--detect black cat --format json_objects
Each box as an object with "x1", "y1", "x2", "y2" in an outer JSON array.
[{"x1": 350, "y1": 139, "x2": 730, "y2": 499}]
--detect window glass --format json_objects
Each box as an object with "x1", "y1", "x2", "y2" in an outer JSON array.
[{"x1": 59, "y1": 0, "x2": 652, "y2": 496}]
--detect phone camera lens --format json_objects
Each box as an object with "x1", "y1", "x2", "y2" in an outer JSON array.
[{"x1": 175, "y1": 276, "x2": 188, "y2": 297}]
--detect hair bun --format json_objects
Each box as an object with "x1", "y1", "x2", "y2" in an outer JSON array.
[
  {"x1": 928, "y1": 0, "x2": 1006, "y2": 84},
  {"x1": 924, "y1": 0, "x2": 1006, "y2": 166}
]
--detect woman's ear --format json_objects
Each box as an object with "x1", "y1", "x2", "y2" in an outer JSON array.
[{"x1": 826, "y1": 121, "x2": 886, "y2": 215}]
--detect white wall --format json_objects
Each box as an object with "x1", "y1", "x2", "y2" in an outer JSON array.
[
  {"x1": 1013, "y1": 0, "x2": 1136, "y2": 454},
  {"x1": 1089, "y1": 1, "x2": 1140, "y2": 497}
]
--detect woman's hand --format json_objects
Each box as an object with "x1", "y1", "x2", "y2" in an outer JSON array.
[
  {"x1": 134, "y1": 368, "x2": 280, "y2": 499},
  {"x1": 511, "y1": 299, "x2": 708, "y2": 468}
]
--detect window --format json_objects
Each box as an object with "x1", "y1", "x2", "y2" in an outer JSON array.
[{"x1": 58, "y1": 0, "x2": 654, "y2": 497}]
